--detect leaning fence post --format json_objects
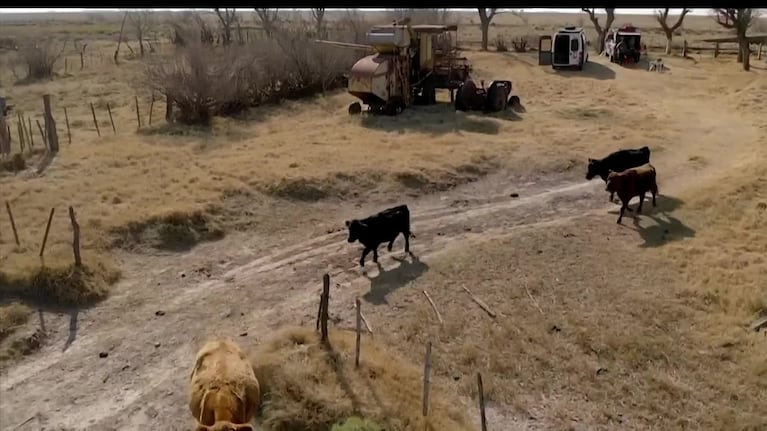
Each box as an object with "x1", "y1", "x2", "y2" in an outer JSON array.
[
  {"x1": 39, "y1": 207, "x2": 55, "y2": 257},
  {"x1": 69, "y1": 206, "x2": 82, "y2": 267},
  {"x1": 148, "y1": 93, "x2": 155, "y2": 126},
  {"x1": 106, "y1": 103, "x2": 116, "y2": 134},
  {"x1": 478, "y1": 372, "x2": 488, "y2": 431},
  {"x1": 422, "y1": 341, "x2": 433, "y2": 423},
  {"x1": 63, "y1": 107, "x2": 72, "y2": 145},
  {"x1": 43, "y1": 94, "x2": 59, "y2": 153},
  {"x1": 5, "y1": 201, "x2": 20, "y2": 247},
  {"x1": 320, "y1": 273, "x2": 330, "y2": 343},
  {"x1": 90, "y1": 103, "x2": 100, "y2": 137},
  {"x1": 0, "y1": 97, "x2": 9, "y2": 156},
  {"x1": 134, "y1": 95, "x2": 142, "y2": 129},
  {"x1": 355, "y1": 297, "x2": 362, "y2": 368}
]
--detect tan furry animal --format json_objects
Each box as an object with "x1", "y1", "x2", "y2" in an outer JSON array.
[{"x1": 189, "y1": 338, "x2": 260, "y2": 431}]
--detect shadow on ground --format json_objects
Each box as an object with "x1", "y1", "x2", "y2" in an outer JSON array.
[
  {"x1": 610, "y1": 194, "x2": 696, "y2": 247},
  {"x1": 363, "y1": 254, "x2": 429, "y2": 305},
  {"x1": 555, "y1": 61, "x2": 616, "y2": 80},
  {"x1": 359, "y1": 102, "x2": 504, "y2": 135}
]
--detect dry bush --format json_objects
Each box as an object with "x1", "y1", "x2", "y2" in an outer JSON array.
[
  {"x1": 250, "y1": 327, "x2": 473, "y2": 431},
  {"x1": 511, "y1": 37, "x2": 529, "y2": 52},
  {"x1": 13, "y1": 38, "x2": 66, "y2": 82},
  {"x1": 146, "y1": 26, "x2": 355, "y2": 124},
  {"x1": 494, "y1": 36, "x2": 509, "y2": 52},
  {"x1": 390, "y1": 8, "x2": 452, "y2": 25}
]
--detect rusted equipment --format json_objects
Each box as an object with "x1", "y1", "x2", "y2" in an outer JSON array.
[
  {"x1": 317, "y1": 22, "x2": 518, "y2": 116},
  {"x1": 454, "y1": 79, "x2": 520, "y2": 113}
]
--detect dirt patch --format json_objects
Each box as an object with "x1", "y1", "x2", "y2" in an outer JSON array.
[
  {"x1": 111, "y1": 210, "x2": 225, "y2": 251},
  {"x1": 251, "y1": 327, "x2": 473, "y2": 431}
]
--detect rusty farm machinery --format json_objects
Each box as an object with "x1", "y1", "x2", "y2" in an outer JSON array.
[{"x1": 316, "y1": 21, "x2": 520, "y2": 116}]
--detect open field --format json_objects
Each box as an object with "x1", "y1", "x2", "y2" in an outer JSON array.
[{"x1": 1, "y1": 9, "x2": 767, "y2": 431}]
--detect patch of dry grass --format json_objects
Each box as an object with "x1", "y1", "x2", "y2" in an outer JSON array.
[
  {"x1": 250, "y1": 326, "x2": 474, "y2": 431},
  {"x1": 0, "y1": 252, "x2": 120, "y2": 307},
  {"x1": 0, "y1": 302, "x2": 31, "y2": 342},
  {"x1": 369, "y1": 215, "x2": 767, "y2": 429}
]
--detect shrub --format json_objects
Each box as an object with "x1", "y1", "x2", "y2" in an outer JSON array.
[
  {"x1": 14, "y1": 39, "x2": 65, "y2": 81},
  {"x1": 145, "y1": 26, "x2": 356, "y2": 124},
  {"x1": 494, "y1": 36, "x2": 508, "y2": 52}
]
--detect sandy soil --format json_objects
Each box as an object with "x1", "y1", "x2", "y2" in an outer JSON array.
[{"x1": 1, "y1": 48, "x2": 765, "y2": 431}]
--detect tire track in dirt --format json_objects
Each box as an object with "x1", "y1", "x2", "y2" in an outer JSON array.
[{"x1": 0, "y1": 178, "x2": 605, "y2": 431}]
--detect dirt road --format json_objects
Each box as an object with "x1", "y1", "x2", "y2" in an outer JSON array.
[{"x1": 1, "y1": 58, "x2": 762, "y2": 430}]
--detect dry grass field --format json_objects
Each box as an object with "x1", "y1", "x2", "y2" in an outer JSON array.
[{"x1": 0, "y1": 9, "x2": 766, "y2": 431}]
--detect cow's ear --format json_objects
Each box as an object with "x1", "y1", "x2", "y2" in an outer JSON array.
[{"x1": 345, "y1": 220, "x2": 351, "y2": 227}]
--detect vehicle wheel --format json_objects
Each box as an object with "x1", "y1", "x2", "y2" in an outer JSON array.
[
  {"x1": 385, "y1": 98, "x2": 405, "y2": 116},
  {"x1": 508, "y1": 95, "x2": 520, "y2": 108},
  {"x1": 348, "y1": 102, "x2": 362, "y2": 116},
  {"x1": 455, "y1": 80, "x2": 476, "y2": 111},
  {"x1": 485, "y1": 83, "x2": 506, "y2": 112}
]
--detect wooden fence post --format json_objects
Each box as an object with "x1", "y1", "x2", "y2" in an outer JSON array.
[
  {"x1": 355, "y1": 297, "x2": 362, "y2": 368},
  {"x1": 39, "y1": 207, "x2": 55, "y2": 257},
  {"x1": 682, "y1": 39, "x2": 688, "y2": 57},
  {"x1": 5, "y1": 201, "x2": 20, "y2": 247},
  {"x1": 0, "y1": 97, "x2": 10, "y2": 156},
  {"x1": 63, "y1": 107, "x2": 72, "y2": 145},
  {"x1": 68, "y1": 206, "x2": 82, "y2": 267},
  {"x1": 43, "y1": 95, "x2": 59, "y2": 153},
  {"x1": 714, "y1": 42, "x2": 720, "y2": 58},
  {"x1": 477, "y1": 372, "x2": 488, "y2": 431},
  {"x1": 148, "y1": 94, "x2": 155, "y2": 126},
  {"x1": 422, "y1": 341, "x2": 432, "y2": 421},
  {"x1": 134, "y1": 95, "x2": 141, "y2": 129},
  {"x1": 27, "y1": 117, "x2": 34, "y2": 149},
  {"x1": 320, "y1": 273, "x2": 330, "y2": 343},
  {"x1": 36, "y1": 120, "x2": 47, "y2": 151},
  {"x1": 90, "y1": 103, "x2": 100, "y2": 137},
  {"x1": 165, "y1": 95, "x2": 174, "y2": 123},
  {"x1": 758, "y1": 43, "x2": 763, "y2": 61},
  {"x1": 106, "y1": 103, "x2": 116, "y2": 134},
  {"x1": 16, "y1": 112, "x2": 25, "y2": 151}
]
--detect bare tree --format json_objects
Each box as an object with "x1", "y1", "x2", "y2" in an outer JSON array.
[
  {"x1": 392, "y1": 9, "x2": 451, "y2": 25},
  {"x1": 478, "y1": 8, "x2": 499, "y2": 51},
  {"x1": 713, "y1": 8, "x2": 759, "y2": 70},
  {"x1": 655, "y1": 9, "x2": 691, "y2": 55},
  {"x1": 311, "y1": 8, "x2": 325, "y2": 39},
  {"x1": 214, "y1": 8, "x2": 238, "y2": 46},
  {"x1": 339, "y1": 9, "x2": 368, "y2": 44},
  {"x1": 255, "y1": 8, "x2": 280, "y2": 39},
  {"x1": 582, "y1": 8, "x2": 616, "y2": 54},
  {"x1": 127, "y1": 10, "x2": 154, "y2": 57}
]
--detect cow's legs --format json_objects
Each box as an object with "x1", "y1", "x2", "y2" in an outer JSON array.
[
  {"x1": 617, "y1": 202, "x2": 626, "y2": 224},
  {"x1": 372, "y1": 247, "x2": 379, "y2": 263},
  {"x1": 651, "y1": 188, "x2": 657, "y2": 206},
  {"x1": 360, "y1": 248, "x2": 371, "y2": 267},
  {"x1": 610, "y1": 191, "x2": 615, "y2": 203},
  {"x1": 637, "y1": 192, "x2": 646, "y2": 214},
  {"x1": 404, "y1": 231, "x2": 411, "y2": 253}
]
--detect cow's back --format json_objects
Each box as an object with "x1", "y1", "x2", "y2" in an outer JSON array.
[
  {"x1": 190, "y1": 339, "x2": 260, "y2": 426},
  {"x1": 361, "y1": 205, "x2": 410, "y2": 243}
]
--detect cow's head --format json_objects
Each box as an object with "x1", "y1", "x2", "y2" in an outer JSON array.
[
  {"x1": 345, "y1": 219, "x2": 365, "y2": 243},
  {"x1": 586, "y1": 158, "x2": 601, "y2": 180},
  {"x1": 196, "y1": 421, "x2": 255, "y2": 431}
]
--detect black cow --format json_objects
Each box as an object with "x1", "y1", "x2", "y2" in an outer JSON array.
[
  {"x1": 586, "y1": 146, "x2": 651, "y2": 202},
  {"x1": 345, "y1": 205, "x2": 414, "y2": 267}
]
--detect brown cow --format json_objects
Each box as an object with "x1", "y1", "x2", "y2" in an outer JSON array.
[
  {"x1": 189, "y1": 338, "x2": 260, "y2": 431},
  {"x1": 605, "y1": 163, "x2": 658, "y2": 224}
]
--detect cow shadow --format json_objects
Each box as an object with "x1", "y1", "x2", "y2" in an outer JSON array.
[
  {"x1": 554, "y1": 61, "x2": 616, "y2": 80},
  {"x1": 359, "y1": 102, "x2": 502, "y2": 136},
  {"x1": 611, "y1": 194, "x2": 696, "y2": 247},
  {"x1": 362, "y1": 254, "x2": 429, "y2": 305}
]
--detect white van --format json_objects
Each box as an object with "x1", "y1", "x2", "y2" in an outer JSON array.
[{"x1": 551, "y1": 26, "x2": 588, "y2": 70}]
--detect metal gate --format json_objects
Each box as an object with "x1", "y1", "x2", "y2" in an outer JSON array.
[{"x1": 538, "y1": 36, "x2": 552, "y2": 66}]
